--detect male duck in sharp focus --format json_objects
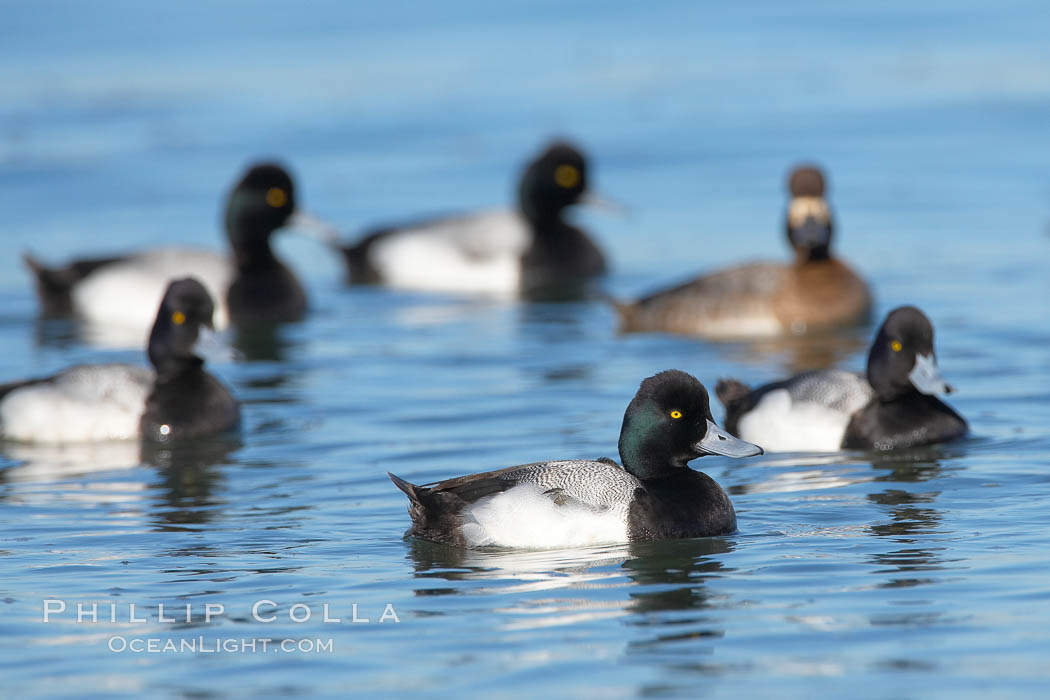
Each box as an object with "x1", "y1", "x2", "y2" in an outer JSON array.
[{"x1": 389, "y1": 370, "x2": 763, "y2": 549}]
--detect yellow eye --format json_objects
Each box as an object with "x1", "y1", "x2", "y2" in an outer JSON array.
[
  {"x1": 266, "y1": 187, "x2": 287, "y2": 208},
  {"x1": 172, "y1": 311, "x2": 186, "y2": 326},
  {"x1": 670, "y1": 410, "x2": 682, "y2": 420},
  {"x1": 554, "y1": 164, "x2": 580, "y2": 189},
  {"x1": 891, "y1": 340, "x2": 902, "y2": 352}
]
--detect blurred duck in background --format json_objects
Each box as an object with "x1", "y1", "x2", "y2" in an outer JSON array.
[
  {"x1": 614, "y1": 164, "x2": 871, "y2": 339},
  {"x1": 24, "y1": 162, "x2": 336, "y2": 344},
  {"x1": 1, "y1": 278, "x2": 239, "y2": 444},
  {"x1": 337, "y1": 140, "x2": 611, "y2": 300},
  {"x1": 716, "y1": 306, "x2": 967, "y2": 452}
]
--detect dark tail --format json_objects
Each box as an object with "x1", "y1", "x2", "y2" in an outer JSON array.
[
  {"x1": 388, "y1": 472, "x2": 420, "y2": 502},
  {"x1": 388, "y1": 472, "x2": 427, "y2": 538},
  {"x1": 23, "y1": 252, "x2": 75, "y2": 315},
  {"x1": 23, "y1": 251, "x2": 127, "y2": 316},
  {"x1": 715, "y1": 378, "x2": 752, "y2": 436},
  {"x1": 388, "y1": 472, "x2": 501, "y2": 546},
  {"x1": 339, "y1": 238, "x2": 383, "y2": 285},
  {"x1": 715, "y1": 378, "x2": 750, "y2": 407}
]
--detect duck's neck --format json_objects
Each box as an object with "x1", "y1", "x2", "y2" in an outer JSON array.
[
  {"x1": 151, "y1": 355, "x2": 204, "y2": 385},
  {"x1": 226, "y1": 209, "x2": 279, "y2": 271},
  {"x1": 877, "y1": 386, "x2": 934, "y2": 407},
  {"x1": 520, "y1": 206, "x2": 566, "y2": 234},
  {"x1": 517, "y1": 181, "x2": 569, "y2": 231},
  {"x1": 868, "y1": 366, "x2": 919, "y2": 403},
  {"x1": 149, "y1": 344, "x2": 204, "y2": 382},
  {"x1": 795, "y1": 246, "x2": 832, "y2": 264}
]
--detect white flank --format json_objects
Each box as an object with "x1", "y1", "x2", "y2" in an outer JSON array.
[
  {"x1": 3, "y1": 441, "x2": 144, "y2": 478},
  {"x1": 1, "y1": 364, "x2": 152, "y2": 443},
  {"x1": 460, "y1": 484, "x2": 629, "y2": 549},
  {"x1": 736, "y1": 388, "x2": 852, "y2": 452},
  {"x1": 368, "y1": 209, "x2": 528, "y2": 296},
  {"x1": 72, "y1": 247, "x2": 232, "y2": 345}
]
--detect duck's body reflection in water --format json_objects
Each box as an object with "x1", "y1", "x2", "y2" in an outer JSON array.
[
  {"x1": 406, "y1": 538, "x2": 634, "y2": 592},
  {"x1": 868, "y1": 443, "x2": 962, "y2": 485},
  {"x1": 725, "y1": 439, "x2": 965, "y2": 499},
  {"x1": 1, "y1": 439, "x2": 145, "y2": 481},
  {"x1": 726, "y1": 443, "x2": 957, "y2": 627},
  {"x1": 725, "y1": 326, "x2": 870, "y2": 375},
  {"x1": 1, "y1": 434, "x2": 239, "y2": 528},
  {"x1": 232, "y1": 322, "x2": 293, "y2": 364},
  {"x1": 32, "y1": 295, "x2": 301, "y2": 364},
  {"x1": 32, "y1": 315, "x2": 156, "y2": 352},
  {"x1": 405, "y1": 535, "x2": 733, "y2": 637},
  {"x1": 142, "y1": 434, "x2": 241, "y2": 528},
  {"x1": 866, "y1": 450, "x2": 952, "y2": 595},
  {"x1": 620, "y1": 537, "x2": 733, "y2": 614},
  {"x1": 31, "y1": 317, "x2": 82, "y2": 352}
]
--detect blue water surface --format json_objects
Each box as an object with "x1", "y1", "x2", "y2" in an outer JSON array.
[{"x1": 2, "y1": 1, "x2": 1050, "y2": 698}]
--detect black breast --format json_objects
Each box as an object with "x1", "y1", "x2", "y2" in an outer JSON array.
[
  {"x1": 627, "y1": 470, "x2": 737, "y2": 540},
  {"x1": 339, "y1": 227, "x2": 392, "y2": 285},
  {"x1": 842, "y1": 395, "x2": 967, "y2": 450},
  {"x1": 226, "y1": 261, "x2": 307, "y2": 324},
  {"x1": 521, "y1": 223, "x2": 606, "y2": 298},
  {"x1": 140, "y1": 368, "x2": 240, "y2": 442}
]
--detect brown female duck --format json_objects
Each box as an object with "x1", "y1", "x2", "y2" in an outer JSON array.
[{"x1": 615, "y1": 165, "x2": 871, "y2": 339}]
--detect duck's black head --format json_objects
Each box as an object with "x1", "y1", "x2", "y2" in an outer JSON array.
[
  {"x1": 147, "y1": 278, "x2": 215, "y2": 380},
  {"x1": 867, "y1": 306, "x2": 954, "y2": 402},
  {"x1": 618, "y1": 370, "x2": 762, "y2": 479},
  {"x1": 517, "y1": 141, "x2": 589, "y2": 224},
  {"x1": 224, "y1": 162, "x2": 298, "y2": 266},
  {"x1": 785, "y1": 164, "x2": 834, "y2": 262}
]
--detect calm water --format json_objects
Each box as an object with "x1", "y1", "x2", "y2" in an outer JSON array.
[{"x1": 3, "y1": 2, "x2": 1050, "y2": 698}]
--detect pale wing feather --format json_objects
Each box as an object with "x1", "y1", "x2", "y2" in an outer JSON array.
[
  {"x1": 737, "y1": 370, "x2": 875, "y2": 452},
  {"x1": 1, "y1": 364, "x2": 153, "y2": 443},
  {"x1": 490, "y1": 459, "x2": 642, "y2": 507},
  {"x1": 781, "y1": 369, "x2": 875, "y2": 413},
  {"x1": 456, "y1": 460, "x2": 639, "y2": 548},
  {"x1": 368, "y1": 210, "x2": 530, "y2": 295}
]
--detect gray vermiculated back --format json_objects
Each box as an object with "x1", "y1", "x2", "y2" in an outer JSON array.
[
  {"x1": 489, "y1": 459, "x2": 641, "y2": 507},
  {"x1": 783, "y1": 369, "x2": 874, "y2": 414},
  {"x1": 50, "y1": 364, "x2": 154, "y2": 401}
]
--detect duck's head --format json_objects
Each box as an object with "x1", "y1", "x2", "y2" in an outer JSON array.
[
  {"x1": 224, "y1": 163, "x2": 297, "y2": 259},
  {"x1": 785, "y1": 165, "x2": 834, "y2": 262},
  {"x1": 147, "y1": 277, "x2": 216, "y2": 378},
  {"x1": 867, "y1": 306, "x2": 954, "y2": 401},
  {"x1": 517, "y1": 141, "x2": 590, "y2": 224},
  {"x1": 618, "y1": 370, "x2": 763, "y2": 479},
  {"x1": 224, "y1": 162, "x2": 340, "y2": 267}
]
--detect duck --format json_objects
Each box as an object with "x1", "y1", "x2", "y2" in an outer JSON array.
[
  {"x1": 339, "y1": 140, "x2": 608, "y2": 299},
  {"x1": 388, "y1": 369, "x2": 762, "y2": 549},
  {"x1": 0, "y1": 278, "x2": 239, "y2": 444},
  {"x1": 614, "y1": 164, "x2": 871, "y2": 338},
  {"x1": 715, "y1": 306, "x2": 967, "y2": 452},
  {"x1": 24, "y1": 162, "x2": 332, "y2": 339}
]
